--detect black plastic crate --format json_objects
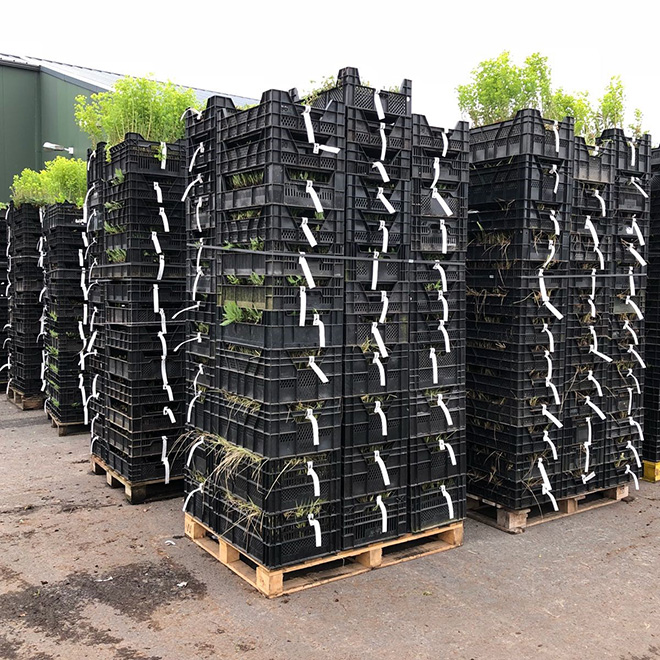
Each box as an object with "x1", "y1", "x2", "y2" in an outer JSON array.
[
  {"x1": 106, "y1": 348, "x2": 185, "y2": 381},
  {"x1": 343, "y1": 345, "x2": 409, "y2": 395},
  {"x1": 346, "y1": 138, "x2": 412, "y2": 183},
  {"x1": 345, "y1": 244, "x2": 408, "y2": 286},
  {"x1": 96, "y1": 261, "x2": 186, "y2": 281},
  {"x1": 410, "y1": 388, "x2": 466, "y2": 438},
  {"x1": 599, "y1": 129, "x2": 652, "y2": 175},
  {"x1": 409, "y1": 340, "x2": 465, "y2": 389},
  {"x1": 411, "y1": 214, "x2": 467, "y2": 254},
  {"x1": 470, "y1": 109, "x2": 574, "y2": 163},
  {"x1": 342, "y1": 394, "x2": 409, "y2": 446},
  {"x1": 344, "y1": 280, "x2": 409, "y2": 316},
  {"x1": 409, "y1": 431, "x2": 466, "y2": 484},
  {"x1": 106, "y1": 398, "x2": 186, "y2": 434},
  {"x1": 345, "y1": 208, "x2": 410, "y2": 248},
  {"x1": 344, "y1": 313, "x2": 408, "y2": 349},
  {"x1": 216, "y1": 395, "x2": 342, "y2": 458},
  {"x1": 409, "y1": 476, "x2": 467, "y2": 532},
  {"x1": 343, "y1": 441, "x2": 408, "y2": 497},
  {"x1": 341, "y1": 489, "x2": 408, "y2": 550},
  {"x1": 217, "y1": 346, "x2": 343, "y2": 402},
  {"x1": 107, "y1": 133, "x2": 185, "y2": 177},
  {"x1": 412, "y1": 179, "x2": 466, "y2": 219}
]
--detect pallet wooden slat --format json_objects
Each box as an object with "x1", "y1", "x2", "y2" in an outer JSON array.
[
  {"x1": 46, "y1": 410, "x2": 88, "y2": 437},
  {"x1": 6, "y1": 385, "x2": 44, "y2": 411},
  {"x1": 90, "y1": 455, "x2": 183, "y2": 504},
  {"x1": 467, "y1": 484, "x2": 629, "y2": 534},
  {"x1": 184, "y1": 513, "x2": 463, "y2": 598}
]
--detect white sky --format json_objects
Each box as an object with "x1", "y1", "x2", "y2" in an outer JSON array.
[{"x1": 3, "y1": 0, "x2": 660, "y2": 142}]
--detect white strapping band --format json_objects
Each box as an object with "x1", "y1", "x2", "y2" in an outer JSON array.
[{"x1": 374, "y1": 450, "x2": 391, "y2": 486}]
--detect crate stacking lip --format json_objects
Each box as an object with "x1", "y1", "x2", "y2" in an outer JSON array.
[
  {"x1": 96, "y1": 261, "x2": 186, "y2": 281},
  {"x1": 469, "y1": 108, "x2": 575, "y2": 163},
  {"x1": 341, "y1": 488, "x2": 408, "y2": 551},
  {"x1": 409, "y1": 430, "x2": 466, "y2": 484},
  {"x1": 218, "y1": 206, "x2": 345, "y2": 250},
  {"x1": 106, "y1": 133, "x2": 185, "y2": 178},
  {"x1": 343, "y1": 345, "x2": 409, "y2": 395},
  {"x1": 469, "y1": 154, "x2": 572, "y2": 209},
  {"x1": 215, "y1": 395, "x2": 343, "y2": 459},
  {"x1": 105, "y1": 324, "x2": 187, "y2": 352},
  {"x1": 467, "y1": 419, "x2": 566, "y2": 455},
  {"x1": 342, "y1": 395, "x2": 409, "y2": 447},
  {"x1": 217, "y1": 346, "x2": 343, "y2": 403},
  {"x1": 343, "y1": 441, "x2": 408, "y2": 498},
  {"x1": 104, "y1": 375, "x2": 186, "y2": 408},
  {"x1": 345, "y1": 312, "x2": 408, "y2": 350},
  {"x1": 344, "y1": 280, "x2": 409, "y2": 316},
  {"x1": 409, "y1": 476, "x2": 467, "y2": 532}
]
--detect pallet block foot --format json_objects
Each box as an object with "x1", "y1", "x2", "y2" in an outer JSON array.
[
  {"x1": 184, "y1": 513, "x2": 463, "y2": 598},
  {"x1": 643, "y1": 461, "x2": 660, "y2": 483},
  {"x1": 6, "y1": 386, "x2": 44, "y2": 411}
]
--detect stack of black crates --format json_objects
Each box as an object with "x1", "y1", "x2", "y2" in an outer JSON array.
[
  {"x1": 86, "y1": 135, "x2": 188, "y2": 488},
  {"x1": 644, "y1": 149, "x2": 660, "y2": 476},
  {"x1": 42, "y1": 204, "x2": 86, "y2": 427},
  {"x1": 467, "y1": 109, "x2": 649, "y2": 511},
  {"x1": 5, "y1": 203, "x2": 44, "y2": 400},
  {"x1": 0, "y1": 208, "x2": 8, "y2": 386},
  {"x1": 183, "y1": 67, "x2": 468, "y2": 570}
]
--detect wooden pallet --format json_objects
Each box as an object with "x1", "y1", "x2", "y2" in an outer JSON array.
[
  {"x1": 184, "y1": 513, "x2": 464, "y2": 598},
  {"x1": 643, "y1": 461, "x2": 660, "y2": 483},
  {"x1": 6, "y1": 385, "x2": 44, "y2": 411},
  {"x1": 467, "y1": 484, "x2": 629, "y2": 534},
  {"x1": 90, "y1": 455, "x2": 183, "y2": 504},
  {"x1": 46, "y1": 410, "x2": 88, "y2": 437}
]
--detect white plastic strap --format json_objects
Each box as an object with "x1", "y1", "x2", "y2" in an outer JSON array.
[
  {"x1": 314, "y1": 142, "x2": 341, "y2": 155},
  {"x1": 82, "y1": 231, "x2": 89, "y2": 248},
  {"x1": 439, "y1": 218, "x2": 448, "y2": 254},
  {"x1": 627, "y1": 369, "x2": 642, "y2": 395},
  {"x1": 88, "y1": 149, "x2": 96, "y2": 170},
  {"x1": 308, "y1": 514, "x2": 322, "y2": 547},
  {"x1": 308, "y1": 355, "x2": 329, "y2": 383},
  {"x1": 153, "y1": 181, "x2": 163, "y2": 204},
  {"x1": 376, "y1": 495, "x2": 388, "y2": 532},
  {"x1": 587, "y1": 369, "x2": 603, "y2": 397},
  {"x1": 585, "y1": 215, "x2": 599, "y2": 246},
  {"x1": 436, "y1": 393, "x2": 454, "y2": 427},
  {"x1": 437, "y1": 291, "x2": 449, "y2": 323},
  {"x1": 626, "y1": 296, "x2": 644, "y2": 320},
  {"x1": 594, "y1": 246, "x2": 605, "y2": 271},
  {"x1": 374, "y1": 400, "x2": 388, "y2": 436},
  {"x1": 195, "y1": 198, "x2": 203, "y2": 233},
  {"x1": 160, "y1": 437, "x2": 170, "y2": 484},
  {"x1": 186, "y1": 392, "x2": 202, "y2": 424},
  {"x1": 592, "y1": 189, "x2": 606, "y2": 217},
  {"x1": 90, "y1": 413, "x2": 100, "y2": 437},
  {"x1": 627, "y1": 388, "x2": 634, "y2": 416},
  {"x1": 537, "y1": 457, "x2": 553, "y2": 493},
  {"x1": 182, "y1": 484, "x2": 203, "y2": 513},
  {"x1": 152, "y1": 284, "x2": 160, "y2": 313},
  {"x1": 371, "y1": 251, "x2": 380, "y2": 291},
  {"x1": 300, "y1": 218, "x2": 317, "y2": 248},
  {"x1": 78, "y1": 249, "x2": 84, "y2": 268},
  {"x1": 590, "y1": 269, "x2": 597, "y2": 299},
  {"x1": 541, "y1": 322, "x2": 555, "y2": 353},
  {"x1": 306, "y1": 180, "x2": 324, "y2": 214},
  {"x1": 374, "y1": 450, "x2": 391, "y2": 486},
  {"x1": 89, "y1": 306, "x2": 98, "y2": 331},
  {"x1": 429, "y1": 347, "x2": 439, "y2": 385},
  {"x1": 438, "y1": 439, "x2": 457, "y2": 466},
  {"x1": 628, "y1": 345, "x2": 646, "y2": 369},
  {"x1": 379, "y1": 122, "x2": 387, "y2": 161},
  {"x1": 302, "y1": 105, "x2": 315, "y2": 143},
  {"x1": 299, "y1": 286, "x2": 307, "y2": 327},
  {"x1": 542, "y1": 404, "x2": 563, "y2": 428},
  {"x1": 433, "y1": 261, "x2": 448, "y2": 292},
  {"x1": 586, "y1": 417, "x2": 592, "y2": 446},
  {"x1": 159, "y1": 308, "x2": 167, "y2": 335},
  {"x1": 623, "y1": 320, "x2": 639, "y2": 345},
  {"x1": 86, "y1": 330, "x2": 98, "y2": 354},
  {"x1": 305, "y1": 408, "x2": 320, "y2": 446},
  {"x1": 625, "y1": 465, "x2": 640, "y2": 491},
  {"x1": 628, "y1": 244, "x2": 647, "y2": 267},
  {"x1": 549, "y1": 164, "x2": 559, "y2": 195},
  {"x1": 39, "y1": 286, "x2": 47, "y2": 303},
  {"x1": 378, "y1": 220, "x2": 389, "y2": 253},
  {"x1": 546, "y1": 378, "x2": 561, "y2": 406},
  {"x1": 438, "y1": 320, "x2": 451, "y2": 353},
  {"x1": 157, "y1": 331, "x2": 168, "y2": 357},
  {"x1": 371, "y1": 322, "x2": 388, "y2": 358},
  {"x1": 543, "y1": 431, "x2": 558, "y2": 460},
  {"x1": 549, "y1": 209, "x2": 560, "y2": 235},
  {"x1": 376, "y1": 187, "x2": 396, "y2": 215},
  {"x1": 373, "y1": 351, "x2": 386, "y2": 386},
  {"x1": 151, "y1": 231, "x2": 162, "y2": 254},
  {"x1": 552, "y1": 121, "x2": 560, "y2": 153},
  {"x1": 441, "y1": 129, "x2": 449, "y2": 158},
  {"x1": 431, "y1": 187, "x2": 453, "y2": 217},
  {"x1": 313, "y1": 313, "x2": 326, "y2": 348},
  {"x1": 372, "y1": 161, "x2": 390, "y2": 183},
  {"x1": 192, "y1": 364, "x2": 204, "y2": 390},
  {"x1": 164, "y1": 384, "x2": 174, "y2": 402},
  {"x1": 160, "y1": 142, "x2": 167, "y2": 169},
  {"x1": 189, "y1": 142, "x2": 205, "y2": 172},
  {"x1": 78, "y1": 321, "x2": 86, "y2": 340},
  {"x1": 89, "y1": 435, "x2": 98, "y2": 455},
  {"x1": 582, "y1": 471, "x2": 596, "y2": 484},
  {"x1": 180, "y1": 107, "x2": 202, "y2": 121},
  {"x1": 440, "y1": 485, "x2": 455, "y2": 520},
  {"x1": 174, "y1": 333, "x2": 202, "y2": 353},
  {"x1": 161, "y1": 356, "x2": 169, "y2": 386},
  {"x1": 298, "y1": 253, "x2": 316, "y2": 289},
  {"x1": 172, "y1": 301, "x2": 200, "y2": 320},
  {"x1": 186, "y1": 439, "x2": 205, "y2": 467},
  {"x1": 163, "y1": 407, "x2": 176, "y2": 424},
  {"x1": 584, "y1": 440, "x2": 592, "y2": 473},
  {"x1": 379, "y1": 291, "x2": 389, "y2": 324},
  {"x1": 588, "y1": 298, "x2": 597, "y2": 319},
  {"x1": 626, "y1": 437, "x2": 642, "y2": 468},
  {"x1": 192, "y1": 267, "x2": 203, "y2": 300},
  {"x1": 630, "y1": 216, "x2": 646, "y2": 246},
  {"x1": 159, "y1": 207, "x2": 170, "y2": 233},
  {"x1": 629, "y1": 140, "x2": 637, "y2": 168},
  {"x1": 544, "y1": 350, "x2": 553, "y2": 381},
  {"x1": 181, "y1": 174, "x2": 202, "y2": 202},
  {"x1": 374, "y1": 89, "x2": 385, "y2": 120},
  {"x1": 585, "y1": 395, "x2": 606, "y2": 420},
  {"x1": 82, "y1": 184, "x2": 94, "y2": 225},
  {"x1": 538, "y1": 269, "x2": 549, "y2": 302},
  {"x1": 431, "y1": 157, "x2": 440, "y2": 189},
  {"x1": 542, "y1": 240, "x2": 556, "y2": 269},
  {"x1": 631, "y1": 177, "x2": 648, "y2": 199}
]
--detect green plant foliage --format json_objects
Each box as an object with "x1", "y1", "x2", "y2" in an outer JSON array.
[
  {"x1": 0, "y1": 202, "x2": 7, "y2": 210},
  {"x1": 10, "y1": 157, "x2": 86, "y2": 208},
  {"x1": 10, "y1": 168, "x2": 50, "y2": 207},
  {"x1": 457, "y1": 51, "x2": 643, "y2": 143},
  {"x1": 74, "y1": 76, "x2": 202, "y2": 149}
]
